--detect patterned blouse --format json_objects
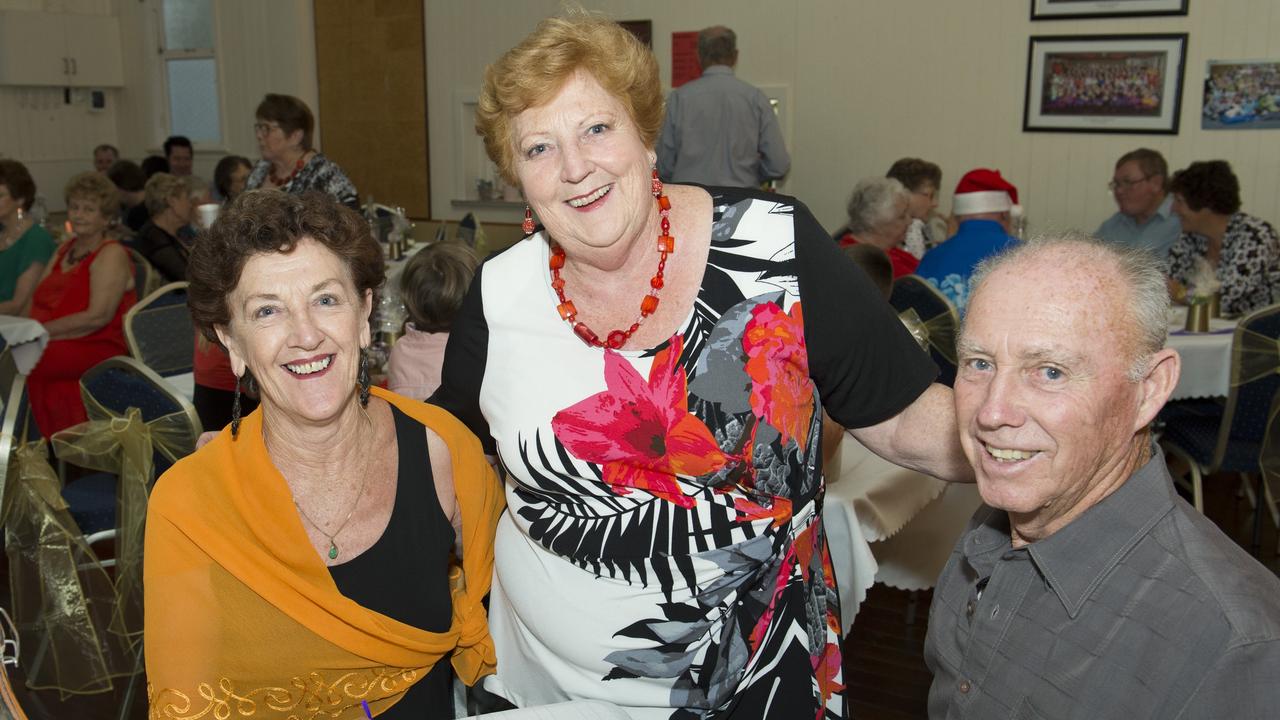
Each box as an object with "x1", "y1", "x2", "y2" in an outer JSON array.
[
  {"x1": 1167, "y1": 212, "x2": 1280, "y2": 316},
  {"x1": 246, "y1": 153, "x2": 358, "y2": 208}
]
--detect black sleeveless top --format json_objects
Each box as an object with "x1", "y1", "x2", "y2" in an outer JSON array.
[{"x1": 329, "y1": 405, "x2": 456, "y2": 718}]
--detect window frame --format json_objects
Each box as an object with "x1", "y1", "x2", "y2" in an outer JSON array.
[{"x1": 154, "y1": 0, "x2": 225, "y2": 150}]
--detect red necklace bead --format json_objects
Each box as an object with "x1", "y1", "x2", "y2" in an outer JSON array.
[
  {"x1": 549, "y1": 193, "x2": 673, "y2": 349},
  {"x1": 269, "y1": 155, "x2": 307, "y2": 186}
]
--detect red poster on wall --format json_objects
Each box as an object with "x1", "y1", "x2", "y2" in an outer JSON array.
[{"x1": 671, "y1": 31, "x2": 701, "y2": 87}]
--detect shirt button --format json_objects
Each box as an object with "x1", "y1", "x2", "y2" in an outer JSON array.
[{"x1": 959, "y1": 679, "x2": 972, "y2": 694}]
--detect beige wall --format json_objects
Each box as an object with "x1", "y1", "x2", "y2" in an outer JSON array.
[
  {"x1": 426, "y1": 0, "x2": 1280, "y2": 235},
  {"x1": 0, "y1": 0, "x2": 317, "y2": 210}
]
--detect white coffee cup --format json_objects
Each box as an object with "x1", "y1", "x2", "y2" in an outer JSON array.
[{"x1": 196, "y1": 203, "x2": 220, "y2": 229}]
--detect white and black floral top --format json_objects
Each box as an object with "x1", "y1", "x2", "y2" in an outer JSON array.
[
  {"x1": 245, "y1": 152, "x2": 358, "y2": 208},
  {"x1": 1168, "y1": 212, "x2": 1280, "y2": 316}
]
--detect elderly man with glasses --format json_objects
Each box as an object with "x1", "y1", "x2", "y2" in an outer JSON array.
[{"x1": 1096, "y1": 148, "x2": 1182, "y2": 261}]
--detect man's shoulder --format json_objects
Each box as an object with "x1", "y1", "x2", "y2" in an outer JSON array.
[{"x1": 1147, "y1": 504, "x2": 1280, "y2": 645}]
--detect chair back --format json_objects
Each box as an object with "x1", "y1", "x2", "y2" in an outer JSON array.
[
  {"x1": 1212, "y1": 303, "x2": 1280, "y2": 469},
  {"x1": 124, "y1": 248, "x2": 161, "y2": 300},
  {"x1": 0, "y1": 351, "x2": 37, "y2": 526},
  {"x1": 124, "y1": 282, "x2": 193, "y2": 376},
  {"x1": 79, "y1": 356, "x2": 201, "y2": 480},
  {"x1": 889, "y1": 274, "x2": 960, "y2": 386}
]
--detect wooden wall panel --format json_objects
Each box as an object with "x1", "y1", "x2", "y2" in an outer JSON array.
[{"x1": 314, "y1": 0, "x2": 429, "y2": 218}]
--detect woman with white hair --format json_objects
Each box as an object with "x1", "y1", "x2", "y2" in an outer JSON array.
[{"x1": 837, "y1": 177, "x2": 918, "y2": 277}]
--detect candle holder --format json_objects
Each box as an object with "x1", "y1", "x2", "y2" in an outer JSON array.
[{"x1": 1185, "y1": 301, "x2": 1210, "y2": 333}]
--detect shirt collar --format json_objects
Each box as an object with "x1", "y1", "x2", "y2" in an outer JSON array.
[
  {"x1": 1154, "y1": 194, "x2": 1175, "y2": 220},
  {"x1": 1027, "y1": 453, "x2": 1177, "y2": 618},
  {"x1": 702, "y1": 65, "x2": 734, "y2": 77}
]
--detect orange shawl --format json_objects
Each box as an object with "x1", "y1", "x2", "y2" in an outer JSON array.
[{"x1": 144, "y1": 387, "x2": 503, "y2": 719}]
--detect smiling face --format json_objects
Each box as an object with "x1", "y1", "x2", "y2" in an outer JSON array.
[
  {"x1": 954, "y1": 250, "x2": 1159, "y2": 538},
  {"x1": 66, "y1": 193, "x2": 112, "y2": 240},
  {"x1": 168, "y1": 146, "x2": 194, "y2": 176},
  {"x1": 216, "y1": 237, "x2": 372, "y2": 429},
  {"x1": 512, "y1": 69, "x2": 655, "y2": 255}
]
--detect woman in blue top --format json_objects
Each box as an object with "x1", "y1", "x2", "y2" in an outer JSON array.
[{"x1": 0, "y1": 160, "x2": 56, "y2": 314}]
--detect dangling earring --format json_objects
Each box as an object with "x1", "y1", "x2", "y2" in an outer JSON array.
[
  {"x1": 358, "y1": 350, "x2": 371, "y2": 408},
  {"x1": 523, "y1": 205, "x2": 535, "y2": 236},
  {"x1": 230, "y1": 376, "x2": 243, "y2": 438},
  {"x1": 651, "y1": 167, "x2": 663, "y2": 198}
]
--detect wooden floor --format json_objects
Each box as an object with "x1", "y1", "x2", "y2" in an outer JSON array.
[{"x1": 6, "y1": 472, "x2": 1277, "y2": 719}]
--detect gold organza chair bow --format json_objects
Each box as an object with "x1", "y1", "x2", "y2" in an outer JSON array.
[
  {"x1": 3, "y1": 355, "x2": 200, "y2": 707},
  {"x1": 1160, "y1": 303, "x2": 1280, "y2": 550},
  {"x1": 890, "y1": 275, "x2": 959, "y2": 385}
]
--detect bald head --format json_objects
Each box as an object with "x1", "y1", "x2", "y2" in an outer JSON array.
[{"x1": 966, "y1": 233, "x2": 1169, "y2": 380}]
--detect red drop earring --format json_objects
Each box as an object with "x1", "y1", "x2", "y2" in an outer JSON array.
[
  {"x1": 651, "y1": 167, "x2": 663, "y2": 197},
  {"x1": 523, "y1": 204, "x2": 535, "y2": 236}
]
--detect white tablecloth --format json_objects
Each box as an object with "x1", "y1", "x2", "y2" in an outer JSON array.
[
  {"x1": 1166, "y1": 307, "x2": 1237, "y2": 400},
  {"x1": 0, "y1": 315, "x2": 48, "y2": 374},
  {"x1": 823, "y1": 433, "x2": 982, "y2": 630}
]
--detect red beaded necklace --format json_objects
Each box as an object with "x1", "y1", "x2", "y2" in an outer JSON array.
[
  {"x1": 550, "y1": 189, "x2": 674, "y2": 349},
  {"x1": 268, "y1": 154, "x2": 307, "y2": 187}
]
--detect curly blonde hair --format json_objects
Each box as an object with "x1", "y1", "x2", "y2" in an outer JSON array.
[
  {"x1": 475, "y1": 13, "x2": 663, "y2": 186},
  {"x1": 63, "y1": 171, "x2": 117, "y2": 217}
]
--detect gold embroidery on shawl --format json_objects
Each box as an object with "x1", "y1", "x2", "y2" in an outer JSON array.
[{"x1": 147, "y1": 668, "x2": 420, "y2": 719}]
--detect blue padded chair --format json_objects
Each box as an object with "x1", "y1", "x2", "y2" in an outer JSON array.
[
  {"x1": 889, "y1": 274, "x2": 960, "y2": 386},
  {"x1": 1161, "y1": 304, "x2": 1280, "y2": 517},
  {"x1": 124, "y1": 282, "x2": 194, "y2": 377},
  {"x1": 60, "y1": 356, "x2": 202, "y2": 537}
]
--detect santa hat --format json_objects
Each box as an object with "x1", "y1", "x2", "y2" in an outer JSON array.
[{"x1": 952, "y1": 168, "x2": 1022, "y2": 217}]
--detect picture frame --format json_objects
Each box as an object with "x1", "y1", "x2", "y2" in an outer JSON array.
[
  {"x1": 1202, "y1": 59, "x2": 1280, "y2": 130},
  {"x1": 1023, "y1": 34, "x2": 1188, "y2": 134},
  {"x1": 1031, "y1": 0, "x2": 1189, "y2": 20}
]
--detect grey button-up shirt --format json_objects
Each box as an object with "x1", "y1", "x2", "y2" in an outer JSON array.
[
  {"x1": 925, "y1": 455, "x2": 1280, "y2": 719},
  {"x1": 656, "y1": 65, "x2": 790, "y2": 188},
  {"x1": 1095, "y1": 195, "x2": 1182, "y2": 261}
]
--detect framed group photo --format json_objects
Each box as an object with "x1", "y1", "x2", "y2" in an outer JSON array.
[
  {"x1": 1031, "y1": 0, "x2": 1189, "y2": 20},
  {"x1": 1023, "y1": 34, "x2": 1188, "y2": 134},
  {"x1": 1202, "y1": 59, "x2": 1280, "y2": 130}
]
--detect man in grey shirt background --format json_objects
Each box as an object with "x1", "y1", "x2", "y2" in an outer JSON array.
[
  {"x1": 656, "y1": 26, "x2": 790, "y2": 188},
  {"x1": 1096, "y1": 148, "x2": 1182, "y2": 261},
  {"x1": 927, "y1": 234, "x2": 1280, "y2": 719}
]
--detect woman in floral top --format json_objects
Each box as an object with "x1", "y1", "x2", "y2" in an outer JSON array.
[{"x1": 1167, "y1": 160, "x2": 1280, "y2": 316}]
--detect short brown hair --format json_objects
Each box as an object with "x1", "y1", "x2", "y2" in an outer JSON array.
[
  {"x1": 476, "y1": 13, "x2": 663, "y2": 186},
  {"x1": 1169, "y1": 160, "x2": 1241, "y2": 215},
  {"x1": 886, "y1": 158, "x2": 942, "y2": 194},
  {"x1": 1116, "y1": 148, "x2": 1169, "y2": 190},
  {"x1": 187, "y1": 190, "x2": 385, "y2": 342},
  {"x1": 400, "y1": 241, "x2": 478, "y2": 333},
  {"x1": 63, "y1": 171, "x2": 117, "y2": 217},
  {"x1": 143, "y1": 173, "x2": 190, "y2": 216},
  {"x1": 842, "y1": 243, "x2": 893, "y2": 300},
  {"x1": 256, "y1": 94, "x2": 315, "y2": 151},
  {"x1": 0, "y1": 160, "x2": 37, "y2": 212}
]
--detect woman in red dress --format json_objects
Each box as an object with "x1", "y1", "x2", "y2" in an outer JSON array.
[{"x1": 27, "y1": 172, "x2": 136, "y2": 435}]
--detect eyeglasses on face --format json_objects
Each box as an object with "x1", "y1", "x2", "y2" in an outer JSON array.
[
  {"x1": 253, "y1": 122, "x2": 281, "y2": 135},
  {"x1": 1108, "y1": 175, "x2": 1152, "y2": 191}
]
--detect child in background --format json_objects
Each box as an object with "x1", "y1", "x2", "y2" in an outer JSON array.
[{"x1": 387, "y1": 241, "x2": 478, "y2": 400}]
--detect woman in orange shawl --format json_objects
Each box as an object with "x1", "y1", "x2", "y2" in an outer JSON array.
[{"x1": 144, "y1": 190, "x2": 502, "y2": 719}]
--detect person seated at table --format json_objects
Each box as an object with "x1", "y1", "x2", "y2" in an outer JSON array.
[
  {"x1": 136, "y1": 173, "x2": 193, "y2": 283},
  {"x1": 93, "y1": 143, "x2": 118, "y2": 174},
  {"x1": 213, "y1": 154, "x2": 253, "y2": 204},
  {"x1": 887, "y1": 157, "x2": 944, "y2": 257},
  {"x1": 1096, "y1": 148, "x2": 1181, "y2": 261},
  {"x1": 145, "y1": 189, "x2": 503, "y2": 719},
  {"x1": 0, "y1": 160, "x2": 56, "y2": 315},
  {"x1": 246, "y1": 93, "x2": 358, "y2": 207},
  {"x1": 842, "y1": 242, "x2": 893, "y2": 300},
  {"x1": 927, "y1": 232, "x2": 1280, "y2": 719},
  {"x1": 107, "y1": 159, "x2": 150, "y2": 233},
  {"x1": 26, "y1": 172, "x2": 136, "y2": 435},
  {"x1": 1167, "y1": 160, "x2": 1280, "y2": 316},
  {"x1": 387, "y1": 241, "x2": 478, "y2": 401},
  {"x1": 915, "y1": 168, "x2": 1020, "y2": 313},
  {"x1": 837, "y1": 177, "x2": 918, "y2": 277}
]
